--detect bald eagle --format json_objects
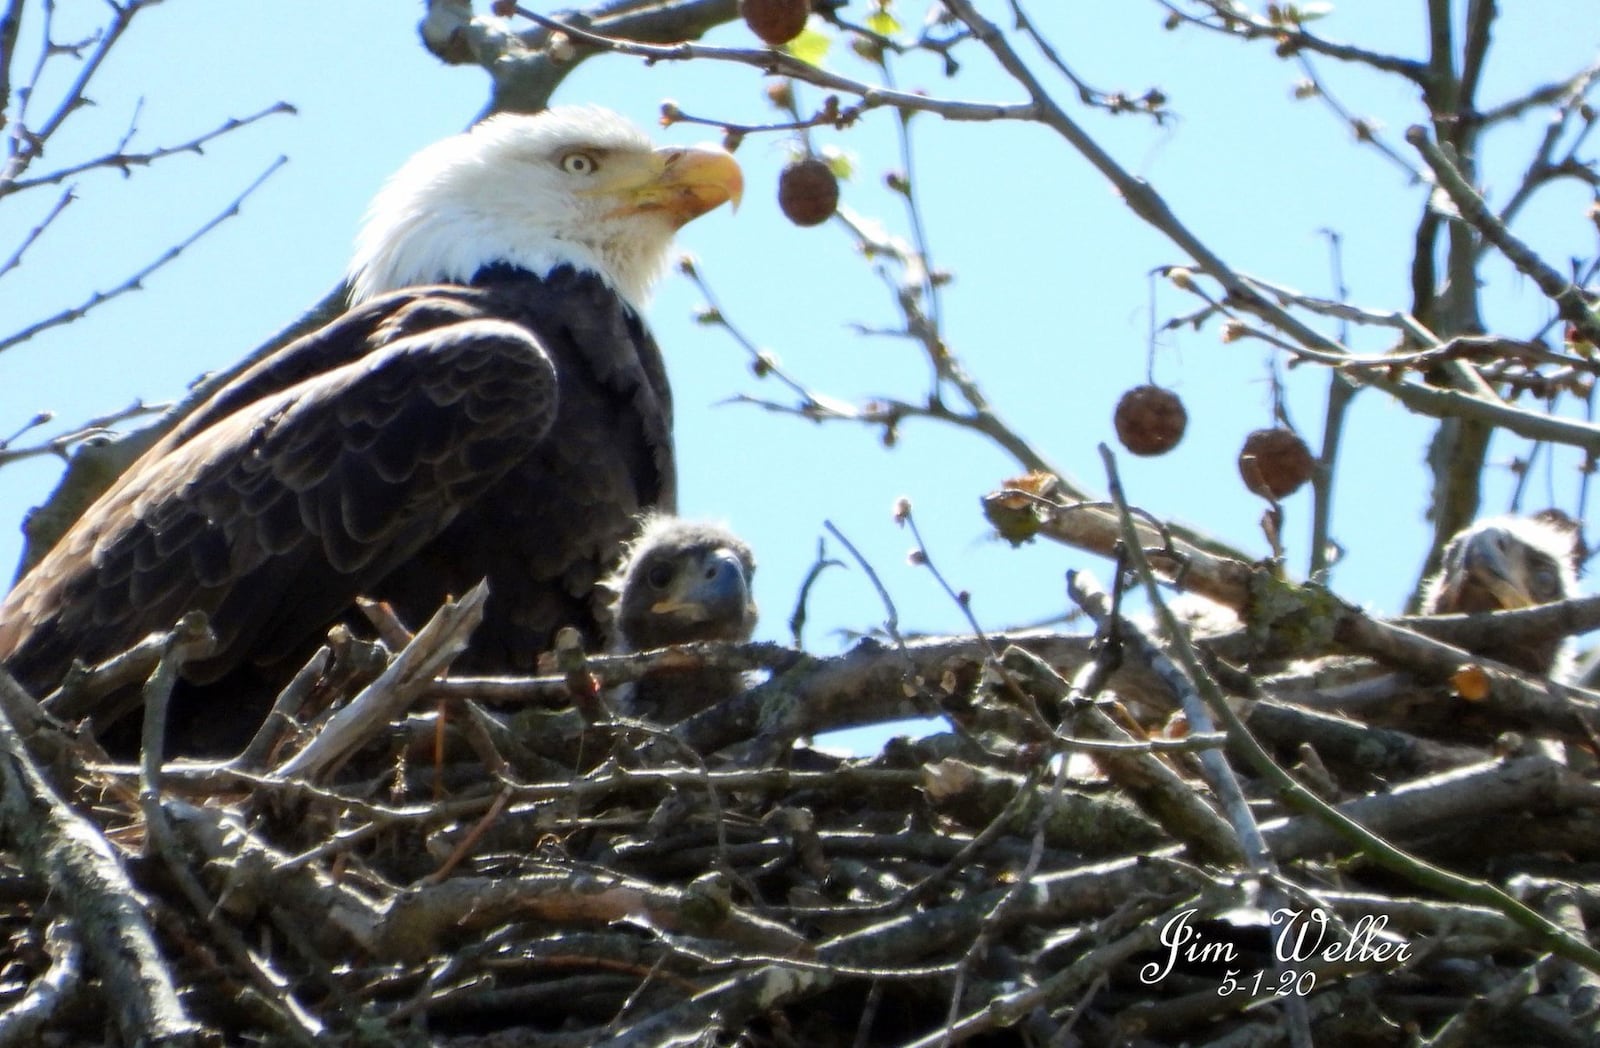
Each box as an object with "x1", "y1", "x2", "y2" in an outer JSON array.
[
  {"x1": 1421, "y1": 513, "x2": 1581, "y2": 676},
  {"x1": 608, "y1": 516, "x2": 757, "y2": 723},
  {"x1": 0, "y1": 107, "x2": 742, "y2": 755}
]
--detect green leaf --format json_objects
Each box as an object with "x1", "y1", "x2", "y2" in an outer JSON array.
[
  {"x1": 785, "y1": 21, "x2": 832, "y2": 67},
  {"x1": 1299, "y1": 1, "x2": 1334, "y2": 19},
  {"x1": 819, "y1": 145, "x2": 855, "y2": 181},
  {"x1": 866, "y1": 10, "x2": 900, "y2": 36}
]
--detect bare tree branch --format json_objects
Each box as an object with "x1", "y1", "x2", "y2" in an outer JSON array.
[
  {"x1": 1408, "y1": 124, "x2": 1600, "y2": 349},
  {"x1": 0, "y1": 669, "x2": 202, "y2": 1046},
  {"x1": 0, "y1": 155, "x2": 287, "y2": 357},
  {"x1": 1, "y1": 102, "x2": 295, "y2": 195}
]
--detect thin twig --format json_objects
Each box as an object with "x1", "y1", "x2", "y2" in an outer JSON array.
[
  {"x1": 1408, "y1": 124, "x2": 1600, "y2": 349},
  {"x1": 0, "y1": 155, "x2": 289, "y2": 356}
]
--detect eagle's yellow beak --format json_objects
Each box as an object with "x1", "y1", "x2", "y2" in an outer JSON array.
[{"x1": 602, "y1": 144, "x2": 743, "y2": 227}]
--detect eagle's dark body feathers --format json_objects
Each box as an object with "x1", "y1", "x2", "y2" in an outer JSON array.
[
  {"x1": 0, "y1": 107, "x2": 740, "y2": 755},
  {"x1": 364, "y1": 265, "x2": 674, "y2": 674},
  {"x1": 1, "y1": 265, "x2": 671, "y2": 754}
]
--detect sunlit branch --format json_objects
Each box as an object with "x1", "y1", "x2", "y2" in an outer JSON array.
[
  {"x1": 1, "y1": 102, "x2": 296, "y2": 195},
  {"x1": 679, "y1": 257, "x2": 838, "y2": 417},
  {"x1": 1489, "y1": 65, "x2": 1600, "y2": 247},
  {"x1": 881, "y1": 60, "x2": 945, "y2": 339},
  {"x1": 507, "y1": 5, "x2": 1033, "y2": 123},
  {"x1": 3, "y1": 0, "x2": 156, "y2": 186},
  {"x1": 1408, "y1": 124, "x2": 1600, "y2": 350},
  {"x1": 1152, "y1": 0, "x2": 1428, "y2": 83},
  {"x1": 1292, "y1": 53, "x2": 1420, "y2": 180},
  {"x1": 0, "y1": 399, "x2": 168, "y2": 470},
  {"x1": 663, "y1": 97, "x2": 866, "y2": 139},
  {"x1": 1008, "y1": 0, "x2": 1169, "y2": 122},
  {"x1": 1477, "y1": 59, "x2": 1600, "y2": 127}
]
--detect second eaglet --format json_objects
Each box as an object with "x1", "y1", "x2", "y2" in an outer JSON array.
[
  {"x1": 0, "y1": 107, "x2": 742, "y2": 756},
  {"x1": 1421, "y1": 513, "x2": 1581, "y2": 677}
]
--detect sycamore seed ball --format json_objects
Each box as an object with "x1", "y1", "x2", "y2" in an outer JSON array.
[
  {"x1": 741, "y1": 0, "x2": 811, "y2": 46},
  {"x1": 1113, "y1": 385, "x2": 1187, "y2": 456},
  {"x1": 1238, "y1": 427, "x2": 1315, "y2": 499},
  {"x1": 778, "y1": 157, "x2": 839, "y2": 227}
]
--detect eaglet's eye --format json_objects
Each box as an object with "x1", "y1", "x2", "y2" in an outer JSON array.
[
  {"x1": 560, "y1": 151, "x2": 598, "y2": 175},
  {"x1": 1530, "y1": 565, "x2": 1562, "y2": 602},
  {"x1": 646, "y1": 562, "x2": 675, "y2": 590}
]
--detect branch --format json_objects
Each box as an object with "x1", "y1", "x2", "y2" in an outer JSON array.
[
  {"x1": 273, "y1": 580, "x2": 490, "y2": 780},
  {"x1": 1007, "y1": 0, "x2": 1169, "y2": 122},
  {"x1": 1, "y1": 102, "x2": 296, "y2": 195},
  {"x1": 0, "y1": 399, "x2": 167, "y2": 471},
  {"x1": 422, "y1": 0, "x2": 739, "y2": 115},
  {"x1": 0, "y1": 917, "x2": 82, "y2": 1047},
  {"x1": 0, "y1": 185, "x2": 73, "y2": 280},
  {"x1": 1292, "y1": 52, "x2": 1422, "y2": 180},
  {"x1": 1153, "y1": 1, "x2": 1428, "y2": 83},
  {"x1": 1, "y1": 1, "x2": 150, "y2": 187},
  {"x1": 1478, "y1": 60, "x2": 1600, "y2": 126},
  {"x1": 0, "y1": 0, "x2": 24, "y2": 123},
  {"x1": 1407, "y1": 124, "x2": 1600, "y2": 349},
  {"x1": 494, "y1": 3, "x2": 1032, "y2": 122},
  {"x1": 0, "y1": 155, "x2": 288, "y2": 357},
  {"x1": 0, "y1": 670, "x2": 202, "y2": 1045}
]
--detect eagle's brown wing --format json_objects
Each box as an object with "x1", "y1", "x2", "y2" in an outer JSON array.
[{"x1": 0, "y1": 297, "x2": 558, "y2": 723}]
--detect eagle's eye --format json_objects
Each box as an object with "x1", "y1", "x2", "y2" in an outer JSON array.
[
  {"x1": 646, "y1": 562, "x2": 675, "y2": 590},
  {"x1": 560, "y1": 151, "x2": 598, "y2": 175}
]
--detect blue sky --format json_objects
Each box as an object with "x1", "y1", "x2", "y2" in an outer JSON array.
[{"x1": 2, "y1": 2, "x2": 1597, "y2": 694}]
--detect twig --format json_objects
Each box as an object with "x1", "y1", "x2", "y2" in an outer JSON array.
[
  {"x1": 0, "y1": 399, "x2": 168, "y2": 469},
  {"x1": 787, "y1": 537, "x2": 845, "y2": 648},
  {"x1": 1488, "y1": 62, "x2": 1600, "y2": 244},
  {"x1": 2, "y1": 103, "x2": 296, "y2": 194},
  {"x1": 1309, "y1": 232, "x2": 1358, "y2": 581},
  {"x1": 0, "y1": 670, "x2": 202, "y2": 1045},
  {"x1": 231, "y1": 647, "x2": 331, "y2": 772},
  {"x1": 134, "y1": 618, "x2": 325, "y2": 1045},
  {"x1": 1407, "y1": 124, "x2": 1600, "y2": 349},
  {"x1": 0, "y1": 0, "x2": 152, "y2": 187},
  {"x1": 0, "y1": 917, "x2": 82, "y2": 1048},
  {"x1": 273, "y1": 580, "x2": 490, "y2": 780},
  {"x1": 0, "y1": 184, "x2": 72, "y2": 280},
  {"x1": 507, "y1": 5, "x2": 1032, "y2": 123},
  {"x1": 0, "y1": 155, "x2": 288, "y2": 356},
  {"x1": 898, "y1": 501, "x2": 995, "y2": 660},
  {"x1": 1292, "y1": 52, "x2": 1421, "y2": 179},
  {"x1": 822, "y1": 519, "x2": 912, "y2": 667},
  {"x1": 681, "y1": 257, "x2": 827, "y2": 413},
  {"x1": 1152, "y1": 1, "x2": 1429, "y2": 83},
  {"x1": 1008, "y1": 0, "x2": 1168, "y2": 122}
]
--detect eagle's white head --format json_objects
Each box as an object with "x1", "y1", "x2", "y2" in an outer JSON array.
[{"x1": 346, "y1": 106, "x2": 742, "y2": 309}]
